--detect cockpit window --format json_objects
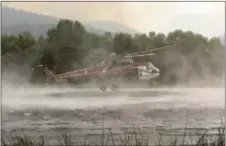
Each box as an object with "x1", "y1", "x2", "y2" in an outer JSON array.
[{"x1": 152, "y1": 69, "x2": 158, "y2": 73}]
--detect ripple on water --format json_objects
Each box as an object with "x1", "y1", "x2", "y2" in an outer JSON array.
[{"x1": 2, "y1": 88, "x2": 224, "y2": 145}]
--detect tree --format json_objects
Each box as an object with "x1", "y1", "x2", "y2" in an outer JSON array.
[
  {"x1": 2, "y1": 19, "x2": 224, "y2": 85},
  {"x1": 153, "y1": 33, "x2": 166, "y2": 48},
  {"x1": 43, "y1": 19, "x2": 87, "y2": 73},
  {"x1": 113, "y1": 33, "x2": 137, "y2": 55},
  {"x1": 2, "y1": 32, "x2": 36, "y2": 55}
]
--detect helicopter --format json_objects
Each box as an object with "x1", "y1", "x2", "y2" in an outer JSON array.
[{"x1": 37, "y1": 44, "x2": 176, "y2": 91}]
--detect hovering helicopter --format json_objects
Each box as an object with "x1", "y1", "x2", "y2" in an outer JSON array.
[{"x1": 38, "y1": 45, "x2": 176, "y2": 91}]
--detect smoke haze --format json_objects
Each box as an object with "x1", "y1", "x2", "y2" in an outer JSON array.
[{"x1": 2, "y1": 2, "x2": 224, "y2": 37}]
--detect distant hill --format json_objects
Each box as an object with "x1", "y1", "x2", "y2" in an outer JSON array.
[
  {"x1": 2, "y1": 6, "x2": 138, "y2": 37},
  {"x1": 2, "y1": 23, "x2": 106, "y2": 37},
  {"x1": 84, "y1": 20, "x2": 138, "y2": 34},
  {"x1": 2, "y1": 6, "x2": 58, "y2": 26}
]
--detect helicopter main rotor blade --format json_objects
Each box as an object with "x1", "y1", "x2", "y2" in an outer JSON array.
[
  {"x1": 124, "y1": 53, "x2": 155, "y2": 58},
  {"x1": 126, "y1": 44, "x2": 176, "y2": 56}
]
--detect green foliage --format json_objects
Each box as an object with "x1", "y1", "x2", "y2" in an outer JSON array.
[
  {"x1": 1, "y1": 19, "x2": 224, "y2": 85},
  {"x1": 40, "y1": 19, "x2": 87, "y2": 74},
  {"x1": 113, "y1": 33, "x2": 137, "y2": 55},
  {"x1": 2, "y1": 32, "x2": 36, "y2": 55}
]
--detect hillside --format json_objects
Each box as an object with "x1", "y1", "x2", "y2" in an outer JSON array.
[
  {"x1": 84, "y1": 20, "x2": 138, "y2": 34},
  {"x1": 2, "y1": 24, "x2": 106, "y2": 37},
  {"x1": 2, "y1": 6, "x2": 138, "y2": 37},
  {"x1": 2, "y1": 6, "x2": 58, "y2": 26}
]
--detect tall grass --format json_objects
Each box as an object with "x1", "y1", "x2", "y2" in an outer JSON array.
[{"x1": 2, "y1": 125, "x2": 225, "y2": 146}]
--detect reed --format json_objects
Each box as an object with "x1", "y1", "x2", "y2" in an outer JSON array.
[{"x1": 2, "y1": 125, "x2": 225, "y2": 146}]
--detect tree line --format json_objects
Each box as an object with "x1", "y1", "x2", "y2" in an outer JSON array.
[{"x1": 2, "y1": 19, "x2": 224, "y2": 85}]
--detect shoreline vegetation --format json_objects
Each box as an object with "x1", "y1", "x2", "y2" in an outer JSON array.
[
  {"x1": 2, "y1": 125, "x2": 225, "y2": 146},
  {"x1": 2, "y1": 19, "x2": 224, "y2": 86},
  {"x1": 2, "y1": 118, "x2": 225, "y2": 146}
]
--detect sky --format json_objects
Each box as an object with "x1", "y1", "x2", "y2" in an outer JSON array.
[{"x1": 2, "y1": 1, "x2": 225, "y2": 37}]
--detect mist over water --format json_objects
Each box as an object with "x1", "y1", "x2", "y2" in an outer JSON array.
[
  {"x1": 2, "y1": 81, "x2": 224, "y2": 145},
  {"x1": 2, "y1": 84, "x2": 224, "y2": 110}
]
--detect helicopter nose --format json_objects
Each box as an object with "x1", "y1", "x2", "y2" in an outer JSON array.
[{"x1": 152, "y1": 69, "x2": 159, "y2": 74}]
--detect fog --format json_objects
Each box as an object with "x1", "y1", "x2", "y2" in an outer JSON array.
[
  {"x1": 2, "y1": 78, "x2": 224, "y2": 111},
  {"x1": 2, "y1": 68, "x2": 224, "y2": 145},
  {"x1": 3, "y1": 2, "x2": 224, "y2": 37}
]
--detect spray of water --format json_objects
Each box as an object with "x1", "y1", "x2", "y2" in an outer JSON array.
[{"x1": 2, "y1": 79, "x2": 224, "y2": 111}]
